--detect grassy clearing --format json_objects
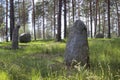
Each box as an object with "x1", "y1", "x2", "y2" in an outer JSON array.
[{"x1": 0, "y1": 38, "x2": 120, "y2": 80}]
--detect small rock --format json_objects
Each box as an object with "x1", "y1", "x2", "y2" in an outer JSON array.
[
  {"x1": 19, "y1": 33, "x2": 31, "y2": 43},
  {"x1": 95, "y1": 33, "x2": 104, "y2": 38}
]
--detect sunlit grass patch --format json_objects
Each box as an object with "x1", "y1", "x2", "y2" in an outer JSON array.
[
  {"x1": 31, "y1": 69, "x2": 43, "y2": 80},
  {"x1": 0, "y1": 71, "x2": 9, "y2": 80},
  {"x1": 23, "y1": 42, "x2": 65, "y2": 55}
]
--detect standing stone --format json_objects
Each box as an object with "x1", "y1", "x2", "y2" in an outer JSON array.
[
  {"x1": 65, "y1": 20, "x2": 90, "y2": 68},
  {"x1": 12, "y1": 23, "x2": 20, "y2": 49}
]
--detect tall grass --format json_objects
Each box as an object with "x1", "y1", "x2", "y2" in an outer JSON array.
[
  {"x1": 0, "y1": 39, "x2": 120, "y2": 80},
  {"x1": 89, "y1": 38, "x2": 120, "y2": 80},
  {"x1": 0, "y1": 71, "x2": 9, "y2": 80}
]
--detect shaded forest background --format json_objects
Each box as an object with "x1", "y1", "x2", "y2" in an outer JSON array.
[{"x1": 0, "y1": 0, "x2": 120, "y2": 42}]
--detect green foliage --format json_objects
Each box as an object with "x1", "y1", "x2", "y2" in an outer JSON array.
[
  {"x1": 0, "y1": 70, "x2": 9, "y2": 80},
  {"x1": 0, "y1": 4, "x2": 5, "y2": 25},
  {"x1": 0, "y1": 39, "x2": 120, "y2": 80}
]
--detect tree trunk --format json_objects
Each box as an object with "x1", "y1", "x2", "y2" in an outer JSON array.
[
  {"x1": 94, "y1": 0, "x2": 98, "y2": 36},
  {"x1": 32, "y1": 0, "x2": 36, "y2": 40},
  {"x1": 64, "y1": 0, "x2": 67, "y2": 38},
  {"x1": 107, "y1": 0, "x2": 111, "y2": 38},
  {"x1": 77, "y1": 0, "x2": 81, "y2": 19},
  {"x1": 23, "y1": 0, "x2": 26, "y2": 32},
  {"x1": 68, "y1": 1, "x2": 70, "y2": 27},
  {"x1": 72, "y1": 0, "x2": 74, "y2": 22},
  {"x1": 90, "y1": 0, "x2": 93, "y2": 38},
  {"x1": 102, "y1": 11, "x2": 105, "y2": 35},
  {"x1": 53, "y1": 0, "x2": 56, "y2": 38},
  {"x1": 50, "y1": 14, "x2": 53, "y2": 38},
  {"x1": 43, "y1": 0, "x2": 45, "y2": 39},
  {"x1": 18, "y1": 0, "x2": 20, "y2": 21},
  {"x1": 98, "y1": 2, "x2": 100, "y2": 33},
  {"x1": 10, "y1": 0, "x2": 15, "y2": 41},
  {"x1": 115, "y1": 1, "x2": 120, "y2": 37},
  {"x1": 6, "y1": 0, "x2": 8, "y2": 42},
  {"x1": 57, "y1": 0, "x2": 62, "y2": 41},
  {"x1": 12, "y1": 23, "x2": 20, "y2": 49}
]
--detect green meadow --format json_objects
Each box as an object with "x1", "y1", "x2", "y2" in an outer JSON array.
[{"x1": 0, "y1": 39, "x2": 120, "y2": 80}]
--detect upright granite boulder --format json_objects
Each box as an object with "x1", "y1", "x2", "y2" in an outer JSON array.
[
  {"x1": 19, "y1": 33, "x2": 31, "y2": 43},
  {"x1": 12, "y1": 23, "x2": 20, "y2": 49},
  {"x1": 65, "y1": 20, "x2": 90, "y2": 68}
]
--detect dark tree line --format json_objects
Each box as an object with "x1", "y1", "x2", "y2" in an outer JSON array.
[{"x1": 0, "y1": 0, "x2": 120, "y2": 42}]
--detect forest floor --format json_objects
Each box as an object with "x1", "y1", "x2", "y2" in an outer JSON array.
[{"x1": 0, "y1": 38, "x2": 120, "y2": 80}]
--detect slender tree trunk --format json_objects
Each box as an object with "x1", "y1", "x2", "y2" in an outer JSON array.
[
  {"x1": 38, "y1": 18, "x2": 42, "y2": 38},
  {"x1": 32, "y1": 0, "x2": 36, "y2": 40},
  {"x1": 18, "y1": 0, "x2": 20, "y2": 21},
  {"x1": 107, "y1": 0, "x2": 111, "y2": 38},
  {"x1": 10, "y1": 0, "x2": 15, "y2": 41},
  {"x1": 87, "y1": 15, "x2": 90, "y2": 36},
  {"x1": 68, "y1": 1, "x2": 70, "y2": 27},
  {"x1": 64, "y1": 0, "x2": 67, "y2": 38},
  {"x1": 43, "y1": 0, "x2": 45, "y2": 39},
  {"x1": 98, "y1": 2, "x2": 100, "y2": 33},
  {"x1": 53, "y1": 0, "x2": 56, "y2": 38},
  {"x1": 103, "y1": 12, "x2": 105, "y2": 35},
  {"x1": 57, "y1": 0, "x2": 62, "y2": 41},
  {"x1": 115, "y1": 1, "x2": 120, "y2": 37},
  {"x1": 37, "y1": 18, "x2": 40, "y2": 38},
  {"x1": 23, "y1": 0, "x2": 25, "y2": 32},
  {"x1": 72, "y1": 0, "x2": 74, "y2": 22},
  {"x1": 90, "y1": 0, "x2": 93, "y2": 38},
  {"x1": 51, "y1": 15, "x2": 53, "y2": 38},
  {"x1": 94, "y1": 0, "x2": 98, "y2": 36},
  {"x1": 6, "y1": 0, "x2": 8, "y2": 42},
  {"x1": 78, "y1": 0, "x2": 81, "y2": 18},
  {"x1": 118, "y1": 16, "x2": 120, "y2": 37}
]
